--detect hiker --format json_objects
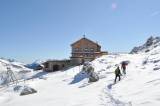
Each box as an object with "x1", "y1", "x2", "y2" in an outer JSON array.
[
  {"x1": 114, "y1": 66, "x2": 121, "y2": 83},
  {"x1": 121, "y1": 61, "x2": 127, "y2": 75}
]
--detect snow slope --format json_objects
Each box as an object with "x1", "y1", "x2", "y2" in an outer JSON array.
[
  {"x1": 0, "y1": 50, "x2": 160, "y2": 106},
  {"x1": 0, "y1": 59, "x2": 30, "y2": 72},
  {"x1": 1, "y1": 37, "x2": 160, "y2": 106},
  {"x1": 130, "y1": 36, "x2": 160, "y2": 53},
  {"x1": 0, "y1": 59, "x2": 32, "y2": 85}
]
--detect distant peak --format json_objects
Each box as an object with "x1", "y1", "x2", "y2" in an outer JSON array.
[{"x1": 130, "y1": 36, "x2": 160, "y2": 54}]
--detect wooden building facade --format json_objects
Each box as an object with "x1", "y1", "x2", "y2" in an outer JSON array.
[
  {"x1": 70, "y1": 36, "x2": 108, "y2": 65},
  {"x1": 43, "y1": 36, "x2": 108, "y2": 72}
]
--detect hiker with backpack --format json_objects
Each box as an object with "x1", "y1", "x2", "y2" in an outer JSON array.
[
  {"x1": 114, "y1": 66, "x2": 122, "y2": 83},
  {"x1": 121, "y1": 61, "x2": 128, "y2": 75}
]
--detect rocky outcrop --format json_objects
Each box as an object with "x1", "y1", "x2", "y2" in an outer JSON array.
[
  {"x1": 130, "y1": 36, "x2": 160, "y2": 54},
  {"x1": 82, "y1": 62, "x2": 99, "y2": 82},
  {"x1": 20, "y1": 86, "x2": 37, "y2": 96}
]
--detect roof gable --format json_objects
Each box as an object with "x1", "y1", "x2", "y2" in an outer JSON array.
[{"x1": 71, "y1": 37, "x2": 101, "y2": 47}]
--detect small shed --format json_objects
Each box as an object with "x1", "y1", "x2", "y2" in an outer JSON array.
[{"x1": 43, "y1": 60, "x2": 71, "y2": 72}]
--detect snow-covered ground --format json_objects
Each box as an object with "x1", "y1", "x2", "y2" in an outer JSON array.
[
  {"x1": 1, "y1": 36, "x2": 160, "y2": 106},
  {"x1": 0, "y1": 59, "x2": 33, "y2": 85},
  {"x1": 0, "y1": 59, "x2": 29, "y2": 72}
]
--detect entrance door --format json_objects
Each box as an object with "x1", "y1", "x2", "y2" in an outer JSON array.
[{"x1": 53, "y1": 65, "x2": 59, "y2": 71}]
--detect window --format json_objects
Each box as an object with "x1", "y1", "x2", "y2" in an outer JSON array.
[
  {"x1": 90, "y1": 54, "x2": 94, "y2": 57},
  {"x1": 83, "y1": 54, "x2": 90, "y2": 57},
  {"x1": 84, "y1": 48, "x2": 89, "y2": 52},
  {"x1": 90, "y1": 48, "x2": 94, "y2": 52},
  {"x1": 74, "y1": 48, "x2": 79, "y2": 52}
]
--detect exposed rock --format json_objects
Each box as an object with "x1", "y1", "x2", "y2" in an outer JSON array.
[
  {"x1": 88, "y1": 71, "x2": 99, "y2": 82},
  {"x1": 130, "y1": 36, "x2": 160, "y2": 54},
  {"x1": 20, "y1": 86, "x2": 37, "y2": 96},
  {"x1": 82, "y1": 62, "x2": 99, "y2": 82},
  {"x1": 153, "y1": 67, "x2": 160, "y2": 71}
]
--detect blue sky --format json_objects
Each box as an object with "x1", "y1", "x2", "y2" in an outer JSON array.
[{"x1": 0, "y1": 0, "x2": 160, "y2": 63}]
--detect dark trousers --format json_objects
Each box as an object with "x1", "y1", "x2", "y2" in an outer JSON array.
[
  {"x1": 114, "y1": 74, "x2": 121, "y2": 83},
  {"x1": 122, "y1": 67, "x2": 126, "y2": 74}
]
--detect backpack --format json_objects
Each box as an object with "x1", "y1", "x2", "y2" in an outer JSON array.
[{"x1": 115, "y1": 67, "x2": 120, "y2": 75}]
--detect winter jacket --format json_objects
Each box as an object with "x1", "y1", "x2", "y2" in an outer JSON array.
[{"x1": 115, "y1": 67, "x2": 121, "y2": 75}]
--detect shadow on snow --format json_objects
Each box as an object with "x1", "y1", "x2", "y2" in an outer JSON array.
[{"x1": 69, "y1": 71, "x2": 89, "y2": 84}]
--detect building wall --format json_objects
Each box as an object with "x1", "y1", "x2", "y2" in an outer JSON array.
[
  {"x1": 70, "y1": 38, "x2": 103, "y2": 65},
  {"x1": 71, "y1": 38, "x2": 101, "y2": 53},
  {"x1": 70, "y1": 57, "x2": 83, "y2": 66},
  {"x1": 43, "y1": 60, "x2": 71, "y2": 72},
  {"x1": 43, "y1": 37, "x2": 108, "y2": 71}
]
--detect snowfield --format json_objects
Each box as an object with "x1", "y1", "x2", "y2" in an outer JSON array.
[
  {"x1": 1, "y1": 37, "x2": 160, "y2": 106},
  {"x1": 0, "y1": 59, "x2": 29, "y2": 72},
  {"x1": 0, "y1": 59, "x2": 32, "y2": 85}
]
